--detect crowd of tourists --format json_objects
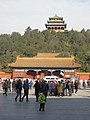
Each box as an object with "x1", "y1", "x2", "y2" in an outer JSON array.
[
  {"x1": 1, "y1": 79, "x2": 11, "y2": 96},
  {"x1": 34, "y1": 79, "x2": 79, "y2": 98},
  {"x1": 0, "y1": 78, "x2": 90, "y2": 111},
  {"x1": 0, "y1": 78, "x2": 46, "y2": 111},
  {"x1": 1, "y1": 78, "x2": 90, "y2": 97},
  {"x1": 0, "y1": 78, "x2": 33, "y2": 93}
]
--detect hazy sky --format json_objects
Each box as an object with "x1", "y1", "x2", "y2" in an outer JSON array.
[{"x1": 0, "y1": 0, "x2": 90, "y2": 34}]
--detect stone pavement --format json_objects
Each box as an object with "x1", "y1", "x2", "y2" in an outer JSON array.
[{"x1": 0, "y1": 89, "x2": 90, "y2": 120}]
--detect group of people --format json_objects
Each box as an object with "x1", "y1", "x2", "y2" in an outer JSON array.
[
  {"x1": 15, "y1": 79, "x2": 29, "y2": 102},
  {"x1": 14, "y1": 78, "x2": 47, "y2": 111},
  {"x1": 46, "y1": 79, "x2": 79, "y2": 97},
  {"x1": 82, "y1": 80, "x2": 90, "y2": 89},
  {"x1": 34, "y1": 80, "x2": 49, "y2": 111},
  {"x1": 33, "y1": 79, "x2": 79, "y2": 111},
  {"x1": 1, "y1": 77, "x2": 89, "y2": 111},
  {"x1": 2, "y1": 79, "x2": 11, "y2": 96}
]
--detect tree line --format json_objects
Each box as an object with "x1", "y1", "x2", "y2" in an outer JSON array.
[{"x1": 0, "y1": 27, "x2": 90, "y2": 72}]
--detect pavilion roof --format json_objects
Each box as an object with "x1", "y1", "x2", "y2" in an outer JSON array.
[
  {"x1": 33, "y1": 53, "x2": 59, "y2": 58},
  {"x1": 8, "y1": 56, "x2": 81, "y2": 68},
  {"x1": 49, "y1": 14, "x2": 63, "y2": 19}
]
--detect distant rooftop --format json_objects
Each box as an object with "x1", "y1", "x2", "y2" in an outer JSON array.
[
  {"x1": 49, "y1": 14, "x2": 63, "y2": 19},
  {"x1": 45, "y1": 14, "x2": 67, "y2": 32},
  {"x1": 33, "y1": 53, "x2": 60, "y2": 58}
]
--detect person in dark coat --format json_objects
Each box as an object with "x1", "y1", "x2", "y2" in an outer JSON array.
[
  {"x1": 12, "y1": 79, "x2": 17, "y2": 92},
  {"x1": 22, "y1": 79, "x2": 29, "y2": 102},
  {"x1": 15, "y1": 79, "x2": 22, "y2": 102},
  {"x1": 42, "y1": 80, "x2": 49, "y2": 99},
  {"x1": 39, "y1": 80, "x2": 49, "y2": 101},
  {"x1": 34, "y1": 80, "x2": 40, "y2": 102},
  {"x1": 74, "y1": 80, "x2": 79, "y2": 94},
  {"x1": 7, "y1": 79, "x2": 11, "y2": 92},
  {"x1": 67, "y1": 81, "x2": 72, "y2": 96}
]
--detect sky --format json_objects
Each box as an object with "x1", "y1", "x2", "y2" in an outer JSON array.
[{"x1": 0, "y1": 0, "x2": 90, "y2": 34}]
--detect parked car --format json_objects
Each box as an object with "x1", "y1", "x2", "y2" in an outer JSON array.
[{"x1": 43, "y1": 76, "x2": 60, "y2": 82}]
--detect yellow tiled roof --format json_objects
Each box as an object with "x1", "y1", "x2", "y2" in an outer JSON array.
[
  {"x1": 8, "y1": 57, "x2": 81, "y2": 68},
  {"x1": 34, "y1": 53, "x2": 59, "y2": 58},
  {"x1": 77, "y1": 72, "x2": 90, "y2": 75},
  {"x1": 0, "y1": 72, "x2": 5, "y2": 74},
  {"x1": 0, "y1": 72, "x2": 11, "y2": 75}
]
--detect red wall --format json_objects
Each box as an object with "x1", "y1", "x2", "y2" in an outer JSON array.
[
  {"x1": 0, "y1": 72, "x2": 11, "y2": 79},
  {"x1": 78, "y1": 75, "x2": 90, "y2": 80},
  {"x1": 12, "y1": 71, "x2": 26, "y2": 78},
  {"x1": 12, "y1": 70, "x2": 90, "y2": 80}
]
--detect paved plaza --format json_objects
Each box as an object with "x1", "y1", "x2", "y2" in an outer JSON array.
[{"x1": 0, "y1": 89, "x2": 90, "y2": 120}]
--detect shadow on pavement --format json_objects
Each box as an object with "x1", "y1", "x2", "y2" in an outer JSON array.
[{"x1": 0, "y1": 93, "x2": 90, "y2": 120}]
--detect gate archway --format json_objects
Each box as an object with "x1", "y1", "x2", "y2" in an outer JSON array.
[{"x1": 27, "y1": 70, "x2": 36, "y2": 79}]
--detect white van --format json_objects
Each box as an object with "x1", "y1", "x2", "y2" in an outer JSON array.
[{"x1": 43, "y1": 76, "x2": 59, "y2": 82}]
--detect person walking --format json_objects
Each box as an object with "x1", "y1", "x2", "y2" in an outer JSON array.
[
  {"x1": 3, "y1": 79, "x2": 8, "y2": 96},
  {"x1": 39, "y1": 80, "x2": 49, "y2": 101},
  {"x1": 74, "y1": 80, "x2": 79, "y2": 95},
  {"x1": 67, "y1": 80, "x2": 72, "y2": 96},
  {"x1": 38, "y1": 92, "x2": 46, "y2": 111},
  {"x1": 82, "y1": 80, "x2": 86, "y2": 89},
  {"x1": 44, "y1": 81, "x2": 49, "y2": 100},
  {"x1": 2, "y1": 80, "x2": 5, "y2": 92},
  {"x1": 12, "y1": 79, "x2": 17, "y2": 92},
  {"x1": 15, "y1": 79, "x2": 22, "y2": 102},
  {"x1": 57, "y1": 81, "x2": 63, "y2": 97},
  {"x1": 22, "y1": 79, "x2": 29, "y2": 102},
  {"x1": 48, "y1": 81, "x2": 55, "y2": 96},
  {"x1": 29, "y1": 80, "x2": 33, "y2": 89},
  {"x1": 34, "y1": 80, "x2": 40, "y2": 102},
  {"x1": 7, "y1": 79, "x2": 11, "y2": 92}
]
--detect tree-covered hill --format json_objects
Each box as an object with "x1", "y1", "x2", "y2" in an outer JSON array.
[{"x1": 0, "y1": 27, "x2": 90, "y2": 72}]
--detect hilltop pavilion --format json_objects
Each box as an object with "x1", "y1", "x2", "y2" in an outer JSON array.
[{"x1": 45, "y1": 14, "x2": 67, "y2": 32}]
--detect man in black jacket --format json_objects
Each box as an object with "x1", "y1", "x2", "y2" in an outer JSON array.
[
  {"x1": 15, "y1": 79, "x2": 22, "y2": 102},
  {"x1": 34, "y1": 80, "x2": 40, "y2": 102}
]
